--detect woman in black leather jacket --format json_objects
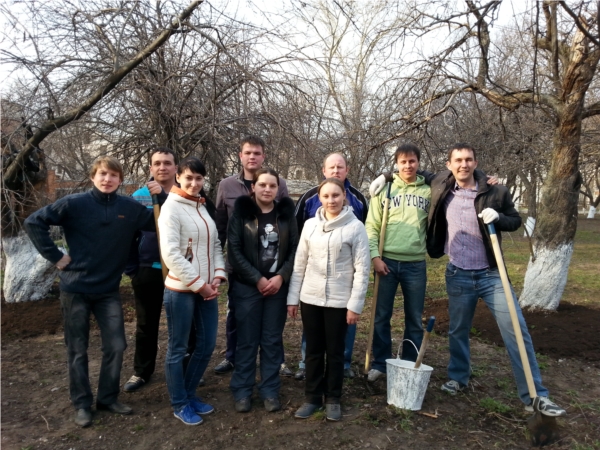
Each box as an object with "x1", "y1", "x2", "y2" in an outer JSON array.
[{"x1": 226, "y1": 168, "x2": 298, "y2": 414}]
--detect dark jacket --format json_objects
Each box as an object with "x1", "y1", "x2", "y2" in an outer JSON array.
[
  {"x1": 216, "y1": 170, "x2": 289, "y2": 249},
  {"x1": 24, "y1": 186, "x2": 158, "y2": 294},
  {"x1": 227, "y1": 196, "x2": 298, "y2": 286},
  {"x1": 426, "y1": 170, "x2": 522, "y2": 269},
  {"x1": 294, "y1": 178, "x2": 368, "y2": 235}
]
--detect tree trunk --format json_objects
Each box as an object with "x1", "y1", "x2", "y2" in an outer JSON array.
[
  {"x1": 2, "y1": 231, "x2": 65, "y2": 302},
  {"x1": 520, "y1": 113, "x2": 582, "y2": 310}
]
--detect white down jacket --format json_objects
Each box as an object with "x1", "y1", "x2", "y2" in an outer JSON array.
[
  {"x1": 287, "y1": 206, "x2": 370, "y2": 314},
  {"x1": 159, "y1": 186, "x2": 227, "y2": 293}
]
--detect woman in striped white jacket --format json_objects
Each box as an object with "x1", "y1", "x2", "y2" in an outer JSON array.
[{"x1": 158, "y1": 157, "x2": 226, "y2": 426}]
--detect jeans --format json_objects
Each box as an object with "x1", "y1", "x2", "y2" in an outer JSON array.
[
  {"x1": 371, "y1": 258, "x2": 426, "y2": 373},
  {"x1": 229, "y1": 280, "x2": 287, "y2": 401},
  {"x1": 445, "y1": 263, "x2": 548, "y2": 405},
  {"x1": 60, "y1": 291, "x2": 127, "y2": 409},
  {"x1": 131, "y1": 267, "x2": 164, "y2": 380},
  {"x1": 164, "y1": 288, "x2": 218, "y2": 412},
  {"x1": 299, "y1": 324, "x2": 356, "y2": 370},
  {"x1": 301, "y1": 302, "x2": 347, "y2": 404},
  {"x1": 227, "y1": 281, "x2": 286, "y2": 366}
]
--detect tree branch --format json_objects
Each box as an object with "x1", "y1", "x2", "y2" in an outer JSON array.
[
  {"x1": 558, "y1": 0, "x2": 600, "y2": 47},
  {"x1": 4, "y1": 0, "x2": 203, "y2": 186}
]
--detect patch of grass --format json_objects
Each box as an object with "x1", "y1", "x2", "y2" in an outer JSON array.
[
  {"x1": 64, "y1": 432, "x2": 81, "y2": 441},
  {"x1": 572, "y1": 441, "x2": 600, "y2": 450},
  {"x1": 470, "y1": 365, "x2": 486, "y2": 378},
  {"x1": 479, "y1": 397, "x2": 512, "y2": 414},
  {"x1": 311, "y1": 410, "x2": 326, "y2": 421},
  {"x1": 362, "y1": 411, "x2": 382, "y2": 427},
  {"x1": 133, "y1": 424, "x2": 144, "y2": 431},
  {"x1": 387, "y1": 406, "x2": 413, "y2": 432},
  {"x1": 424, "y1": 217, "x2": 600, "y2": 305},
  {"x1": 535, "y1": 353, "x2": 549, "y2": 370}
]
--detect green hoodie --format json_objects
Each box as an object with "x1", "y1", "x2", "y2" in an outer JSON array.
[{"x1": 365, "y1": 173, "x2": 431, "y2": 262}]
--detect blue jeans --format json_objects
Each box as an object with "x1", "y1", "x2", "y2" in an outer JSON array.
[
  {"x1": 371, "y1": 258, "x2": 426, "y2": 373},
  {"x1": 60, "y1": 291, "x2": 127, "y2": 409},
  {"x1": 164, "y1": 288, "x2": 218, "y2": 412},
  {"x1": 299, "y1": 324, "x2": 356, "y2": 370},
  {"x1": 229, "y1": 280, "x2": 287, "y2": 401},
  {"x1": 445, "y1": 263, "x2": 548, "y2": 405}
]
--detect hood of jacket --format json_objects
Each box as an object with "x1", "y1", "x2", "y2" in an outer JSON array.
[{"x1": 315, "y1": 205, "x2": 356, "y2": 232}]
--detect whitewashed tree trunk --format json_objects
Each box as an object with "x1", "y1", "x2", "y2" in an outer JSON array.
[
  {"x1": 519, "y1": 243, "x2": 573, "y2": 311},
  {"x1": 2, "y1": 230, "x2": 65, "y2": 303},
  {"x1": 588, "y1": 206, "x2": 597, "y2": 219}
]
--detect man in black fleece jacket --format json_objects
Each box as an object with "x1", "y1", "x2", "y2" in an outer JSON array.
[{"x1": 24, "y1": 156, "x2": 164, "y2": 428}]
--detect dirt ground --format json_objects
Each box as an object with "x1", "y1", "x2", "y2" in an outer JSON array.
[{"x1": 2, "y1": 279, "x2": 600, "y2": 450}]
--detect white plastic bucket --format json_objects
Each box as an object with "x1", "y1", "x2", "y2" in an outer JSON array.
[{"x1": 385, "y1": 358, "x2": 433, "y2": 411}]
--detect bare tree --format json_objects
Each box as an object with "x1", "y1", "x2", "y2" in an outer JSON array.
[{"x1": 0, "y1": 0, "x2": 203, "y2": 302}]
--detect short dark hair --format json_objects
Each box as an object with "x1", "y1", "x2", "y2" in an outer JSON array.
[
  {"x1": 447, "y1": 143, "x2": 477, "y2": 161},
  {"x1": 252, "y1": 168, "x2": 279, "y2": 186},
  {"x1": 177, "y1": 157, "x2": 206, "y2": 176},
  {"x1": 240, "y1": 135, "x2": 266, "y2": 153},
  {"x1": 149, "y1": 146, "x2": 178, "y2": 164},
  {"x1": 394, "y1": 143, "x2": 421, "y2": 162}
]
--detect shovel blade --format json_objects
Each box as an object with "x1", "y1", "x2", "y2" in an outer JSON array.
[{"x1": 527, "y1": 412, "x2": 560, "y2": 447}]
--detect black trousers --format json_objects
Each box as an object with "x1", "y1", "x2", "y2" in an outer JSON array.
[
  {"x1": 60, "y1": 291, "x2": 126, "y2": 409},
  {"x1": 301, "y1": 301, "x2": 348, "y2": 404},
  {"x1": 131, "y1": 267, "x2": 164, "y2": 381}
]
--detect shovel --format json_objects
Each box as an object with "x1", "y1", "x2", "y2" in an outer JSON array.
[
  {"x1": 364, "y1": 176, "x2": 394, "y2": 377},
  {"x1": 487, "y1": 223, "x2": 560, "y2": 446},
  {"x1": 152, "y1": 193, "x2": 169, "y2": 281},
  {"x1": 414, "y1": 316, "x2": 435, "y2": 369}
]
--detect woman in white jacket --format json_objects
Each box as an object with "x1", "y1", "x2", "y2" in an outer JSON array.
[
  {"x1": 287, "y1": 178, "x2": 370, "y2": 421},
  {"x1": 158, "y1": 158, "x2": 227, "y2": 426}
]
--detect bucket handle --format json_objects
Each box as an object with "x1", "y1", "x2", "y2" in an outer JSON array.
[{"x1": 395, "y1": 339, "x2": 419, "y2": 359}]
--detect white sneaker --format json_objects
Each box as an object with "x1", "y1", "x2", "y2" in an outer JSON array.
[
  {"x1": 367, "y1": 369, "x2": 385, "y2": 382},
  {"x1": 524, "y1": 397, "x2": 567, "y2": 417}
]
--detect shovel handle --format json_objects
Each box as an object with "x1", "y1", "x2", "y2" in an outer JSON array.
[
  {"x1": 414, "y1": 316, "x2": 435, "y2": 369},
  {"x1": 152, "y1": 194, "x2": 169, "y2": 282},
  {"x1": 364, "y1": 182, "x2": 393, "y2": 375},
  {"x1": 487, "y1": 223, "x2": 537, "y2": 399}
]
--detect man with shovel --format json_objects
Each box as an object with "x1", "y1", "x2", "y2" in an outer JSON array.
[
  {"x1": 426, "y1": 143, "x2": 566, "y2": 417},
  {"x1": 365, "y1": 144, "x2": 431, "y2": 382},
  {"x1": 123, "y1": 147, "x2": 178, "y2": 393}
]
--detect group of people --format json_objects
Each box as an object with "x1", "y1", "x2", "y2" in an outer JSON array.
[{"x1": 24, "y1": 136, "x2": 566, "y2": 429}]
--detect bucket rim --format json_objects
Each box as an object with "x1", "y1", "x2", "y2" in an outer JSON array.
[{"x1": 385, "y1": 358, "x2": 433, "y2": 371}]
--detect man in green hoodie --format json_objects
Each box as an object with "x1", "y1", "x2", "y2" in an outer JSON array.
[{"x1": 365, "y1": 144, "x2": 431, "y2": 382}]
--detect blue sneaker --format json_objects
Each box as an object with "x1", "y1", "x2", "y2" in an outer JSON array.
[
  {"x1": 174, "y1": 404, "x2": 203, "y2": 426},
  {"x1": 189, "y1": 397, "x2": 214, "y2": 415}
]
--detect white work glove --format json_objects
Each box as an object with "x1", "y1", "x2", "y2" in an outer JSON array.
[
  {"x1": 478, "y1": 208, "x2": 499, "y2": 224},
  {"x1": 369, "y1": 174, "x2": 387, "y2": 197}
]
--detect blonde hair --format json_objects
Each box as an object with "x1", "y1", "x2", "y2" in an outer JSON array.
[{"x1": 89, "y1": 156, "x2": 124, "y2": 181}]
